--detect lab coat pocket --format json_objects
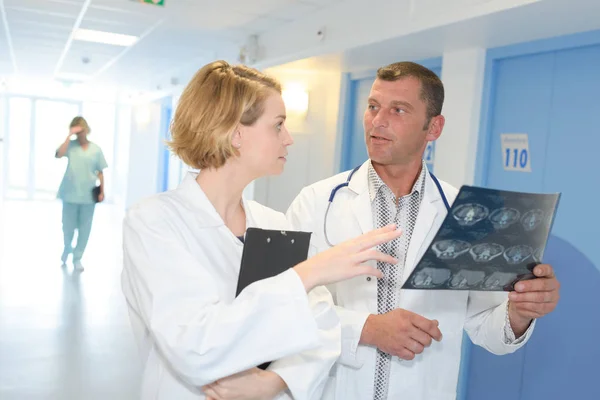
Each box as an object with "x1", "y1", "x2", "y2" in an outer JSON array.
[
  {"x1": 322, "y1": 376, "x2": 336, "y2": 400},
  {"x1": 424, "y1": 330, "x2": 464, "y2": 396},
  {"x1": 323, "y1": 363, "x2": 345, "y2": 400}
]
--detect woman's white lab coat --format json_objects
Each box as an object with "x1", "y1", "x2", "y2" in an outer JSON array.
[{"x1": 121, "y1": 173, "x2": 341, "y2": 399}]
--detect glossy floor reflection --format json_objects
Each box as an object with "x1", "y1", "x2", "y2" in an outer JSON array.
[{"x1": 0, "y1": 200, "x2": 141, "y2": 399}]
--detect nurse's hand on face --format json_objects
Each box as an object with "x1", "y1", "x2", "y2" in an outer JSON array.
[
  {"x1": 508, "y1": 263, "x2": 560, "y2": 337},
  {"x1": 360, "y1": 308, "x2": 443, "y2": 360},
  {"x1": 202, "y1": 368, "x2": 286, "y2": 400},
  {"x1": 293, "y1": 224, "x2": 401, "y2": 292}
]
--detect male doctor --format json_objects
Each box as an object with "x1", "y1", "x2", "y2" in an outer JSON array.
[{"x1": 286, "y1": 62, "x2": 560, "y2": 400}]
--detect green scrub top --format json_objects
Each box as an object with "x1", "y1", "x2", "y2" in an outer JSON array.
[{"x1": 57, "y1": 140, "x2": 108, "y2": 204}]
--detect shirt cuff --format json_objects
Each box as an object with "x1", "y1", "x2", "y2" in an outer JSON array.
[{"x1": 503, "y1": 300, "x2": 533, "y2": 344}]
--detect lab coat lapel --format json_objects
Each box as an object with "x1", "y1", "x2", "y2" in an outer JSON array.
[
  {"x1": 403, "y1": 173, "x2": 443, "y2": 282},
  {"x1": 348, "y1": 162, "x2": 373, "y2": 235},
  {"x1": 350, "y1": 191, "x2": 373, "y2": 235}
]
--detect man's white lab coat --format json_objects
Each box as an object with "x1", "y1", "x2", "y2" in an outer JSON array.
[{"x1": 286, "y1": 162, "x2": 534, "y2": 400}]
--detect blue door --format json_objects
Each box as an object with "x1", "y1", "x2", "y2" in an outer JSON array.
[
  {"x1": 340, "y1": 64, "x2": 442, "y2": 172},
  {"x1": 468, "y1": 41, "x2": 600, "y2": 400},
  {"x1": 341, "y1": 77, "x2": 374, "y2": 171}
]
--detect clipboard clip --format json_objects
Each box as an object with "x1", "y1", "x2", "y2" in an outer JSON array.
[{"x1": 265, "y1": 231, "x2": 297, "y2": 244}]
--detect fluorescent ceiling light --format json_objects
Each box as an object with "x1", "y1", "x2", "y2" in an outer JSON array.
[{"x1": 73, "y1": 28, "x2": 138, "y2": 46}]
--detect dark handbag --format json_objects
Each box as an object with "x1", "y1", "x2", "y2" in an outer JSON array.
[{"x1": 92, "y1": 185, "x2": 101, "y2": 203}]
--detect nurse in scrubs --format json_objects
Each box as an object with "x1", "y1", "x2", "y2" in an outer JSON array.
[
  {"x1": 121, "y1": 60, "x2": 401, "y2": 400},
  {"x1": 56, "y1": 116, "x2": 107, "y2": 271}
]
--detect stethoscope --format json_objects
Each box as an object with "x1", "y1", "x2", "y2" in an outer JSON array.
[{"x1": 323, "y1": 165, "x2": 451, "y2": 247}]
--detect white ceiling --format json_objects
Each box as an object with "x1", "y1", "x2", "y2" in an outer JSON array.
[
  {"x1": 0, "y1": 0, "x2": 345, "y2": 91},
  {"x1": 2, "y1": 0, "x2": 599, "y2": 96},
  {"x1": 254, "y1": 0, "x2": 600, "y2": 73},
  {"x1": 339, "y1": 0, "x2": 600, "y2": 73}
]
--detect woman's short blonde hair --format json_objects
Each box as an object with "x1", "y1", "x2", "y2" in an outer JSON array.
[
  {"x1": 70, "y1": 116, "x2": 90, "y2": 134},
  {"x1": 169, "y1": 60, "x2": 282, "y2": 169}
]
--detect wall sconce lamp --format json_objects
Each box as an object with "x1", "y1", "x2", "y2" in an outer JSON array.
[{"x1": 282, "y1": 84, "x2": 309, "y2": 118}]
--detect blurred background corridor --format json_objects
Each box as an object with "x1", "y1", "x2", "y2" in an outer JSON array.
[{"x1": 1, "y1": 0, "x2": 599, "y2": 399}]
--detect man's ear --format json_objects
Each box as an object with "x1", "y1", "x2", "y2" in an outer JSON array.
[{"x1": 425, "y1": 115, "x2": 445, "y2": 142}]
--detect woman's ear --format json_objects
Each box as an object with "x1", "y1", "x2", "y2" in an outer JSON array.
[{"x1": 232, "y1": 127, "x2": 242, "y2": 149}]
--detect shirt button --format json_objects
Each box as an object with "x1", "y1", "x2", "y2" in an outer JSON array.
[{"x1": 366, "y1": 277, "x2": 372, "y2": 282}]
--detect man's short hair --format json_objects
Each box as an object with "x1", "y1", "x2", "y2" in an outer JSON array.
[{"x1": 377, "y1": 61, "x2": 444, "y2": 126}]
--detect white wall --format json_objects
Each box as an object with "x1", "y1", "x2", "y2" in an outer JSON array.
[
  {"x1": 253, "y1": 65, "x2": 343, "y2": 212},
  {"x1": 255, "y1": 0, "x2": 542, "y2": 69},
  {"x1": 125, "y1": 102, "x2": 162, "y2": 209},
  {"x1": 436, "y1": 48, "x2": 487, "y2": 187},
  {"x1": 112, "y1": 105, "x2": 133, "y2": 206},
  {"x1": 0, "y1": 96, "x2": 5, "y2": 200},
  {"x1": 166, "y1": 93, "x2": 185, "y2": 191}
]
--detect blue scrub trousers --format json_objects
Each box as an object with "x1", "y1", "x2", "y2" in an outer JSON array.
[{"x1": 62, "y1": 202, "x2": 96, "y2": 263}]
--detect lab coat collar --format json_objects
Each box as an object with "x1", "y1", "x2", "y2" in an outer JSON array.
[
  {"x1": 423, "y1": 164, "x2": 443, "y2": 205},
  {"x1": 175, "y1": 172, "x2": 254, "y2": 229},
  {"x1": 347, "y1": 161, "x2": 370, "y2": 195}
]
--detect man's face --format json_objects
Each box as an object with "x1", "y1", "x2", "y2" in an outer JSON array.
[{"x1": 363, "y1": 77, "x2": 442, "y2": 167}]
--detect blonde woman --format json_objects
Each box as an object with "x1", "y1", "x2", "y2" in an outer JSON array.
[
  {"x1": 121, "y1": 61, "x2": 401, "y2": 400},
  {"x1": 56, "y1": 116, "x2": 107, "y2": 271}
]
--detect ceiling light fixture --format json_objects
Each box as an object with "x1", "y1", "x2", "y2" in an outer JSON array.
[{"x1": 73, "y1": 28, "x2": 138, "y2": 46}]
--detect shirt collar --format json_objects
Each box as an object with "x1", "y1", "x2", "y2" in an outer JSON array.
[{"x1": 367, "y1": 160, "x2": 427, "y2": 203}]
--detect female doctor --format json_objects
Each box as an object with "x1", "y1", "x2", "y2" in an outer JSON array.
[{"x1": 121, "y1": 60, "x2": 401, "y2": 400}]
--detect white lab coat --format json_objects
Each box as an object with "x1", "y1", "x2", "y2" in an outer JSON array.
[
  {"x1": 286, "y1": 162, "x2": 535, "y2": 400},
  {"x1": 122, "y1": 173, "x2": 341, "y2": 400}
]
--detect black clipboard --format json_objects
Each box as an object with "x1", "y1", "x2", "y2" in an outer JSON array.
[{"x1": 235, "y1": 227, "x2": 311, "y2": 369}]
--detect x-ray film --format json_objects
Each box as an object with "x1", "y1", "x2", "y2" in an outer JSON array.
[{"x1": 402, "y1": 185, "x2": 561, "y2": 291}]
